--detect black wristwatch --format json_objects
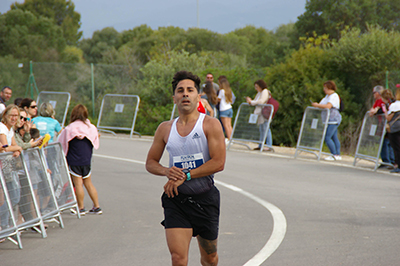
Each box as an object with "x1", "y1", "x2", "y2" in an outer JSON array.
[{"x1": 182, "y1": 169, "x2": 191, "y2": 181}]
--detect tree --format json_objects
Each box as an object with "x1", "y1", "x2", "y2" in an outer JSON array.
[
  {"x1": 0, "y1": 9, "x2": 66, "y2": 61},
  {"x1": 263, "y1": 43, "x2": 355, "y2": 147},
  {"x1": 295, "y1": 0, "x2": 400, "y2": 40},
  {"x1": 78, "y1": 27, "x2": 120, "y2": 63},
  {"x1": 330, "y1": 26, "x2": 400, "y2": 107},
  {"x1": 232, "y1": 26, "x2": 277, "y2": 67},
  {"x1": 11, "y1": 0, "x2": 82, "y2": 44}
]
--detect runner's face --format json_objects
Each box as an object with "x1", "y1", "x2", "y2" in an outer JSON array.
[{"x1": 173, "y1": 79, "x2": 200, "y2": 113}]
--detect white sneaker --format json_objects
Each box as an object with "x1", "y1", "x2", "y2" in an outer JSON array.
[
  {"x1": 324, "y1": 156, "x2": 335, "y2": 161},
  {"x1": 225, "y1": 138, "x2": 229, "y2": 145},
  {"x1": 334, "y1": 155, "x2": 342, "y2": 161}
]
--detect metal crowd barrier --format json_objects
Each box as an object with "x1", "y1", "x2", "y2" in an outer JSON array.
[
  {"x1": 97, "y1": 94, "x2": 141, "y2": 138},
  {"x1": 170, "y1": 104, "x2": 179, "y2": 120},
  {"x1": 227, "y1": 103, "x2": 274, "y2": 152},
  {"x1": 37, "y1": 91, "x2": 71, "y2": 127},
  {"x1": 0, "y1": 143, "x2": 79, "y2": 249},
  {"x1": 43, "y1": 143, "x2": 77, "y2": 212},
  {"x1": 353, "y1": 112, "x2": 390, "y2": 170},
  {"x1": 295, "y1": 107, "x2": 330, "y2": 160}
]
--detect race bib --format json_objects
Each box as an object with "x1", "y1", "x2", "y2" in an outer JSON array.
[{"x1": 173, "y1": 153, "x2": 204, "y2": 170}]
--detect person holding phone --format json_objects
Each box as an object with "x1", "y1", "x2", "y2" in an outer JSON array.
[
  {"x1": 246, "y1": 80, "x2": 272, "y2": 151},
  {"x1": 311, "y1": 81, "x2": 342, "y2": 161},
  {"x1": 14, "y1": 109, "x2": 43, "y2": 149}
]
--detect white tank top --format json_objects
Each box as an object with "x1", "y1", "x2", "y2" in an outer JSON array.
[{"x1": 166, "y1": 113, "x2": 214, "y2": 195}]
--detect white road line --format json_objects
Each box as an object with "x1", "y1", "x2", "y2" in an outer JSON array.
[
  {"x1": 215, "y1": 180, "x2": 287, "y2": 266},
  {"x1": 93, "y1": 153, "x2": 287, "y2": 266},
  {"x1": 94, "y1": 154, "x2": 145, "y2": 165}
]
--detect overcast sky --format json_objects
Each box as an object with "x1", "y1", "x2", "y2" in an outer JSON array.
[{"x1": 1, "y1": 0, "x2": 307, "y2": 39}]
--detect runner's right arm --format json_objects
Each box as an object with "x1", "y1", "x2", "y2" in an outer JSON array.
[{"x1": 146, "y1": 121, "x2": 185, "y2": 181}]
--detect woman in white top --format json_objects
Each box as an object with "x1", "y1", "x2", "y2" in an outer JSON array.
[
  {"x1": 0, "y1": 105, "x2": 23, "y2": 155},
  {"x1": 0, "y1": 104, "x2": 23, "y2": 230},
  {"x1": 312, "y1": 80, "x2": 342, "y2": 161},
  {"x1": 246, "y1": 80, "x2": 272, "y2": 151},
  {"x1": 217, "y1": 78, "x2": 234, "y2": 141},
  {"x1": 383, "y1": 87, "x2": 400, "y2": 173}
]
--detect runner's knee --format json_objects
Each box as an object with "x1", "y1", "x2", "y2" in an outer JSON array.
[
  {"x1": 171, "y1": 252, "x2": 188, "y2": 266},
  {"x1": 201, "y1": 252, "x2": 218, "y2": 266}
]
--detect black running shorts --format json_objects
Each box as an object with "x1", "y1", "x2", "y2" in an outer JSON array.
[
  {"x1": 161, "y1": 185, "x2": 220, "y2": 240},
  {"x1": 69, "y1": 165, "x2": 91, "y2": 179}
]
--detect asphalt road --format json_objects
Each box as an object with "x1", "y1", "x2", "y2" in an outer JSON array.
[{"x1": 1, "y1": 136, "x2": 399, "y2": 266}]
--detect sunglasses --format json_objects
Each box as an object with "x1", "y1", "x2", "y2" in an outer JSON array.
[
  {"x1": 20, "y1": 116, "x2": 28, "y2": 121},
  {"x1": 30, "y1": 105, "x2": 37, "y2": 108}
]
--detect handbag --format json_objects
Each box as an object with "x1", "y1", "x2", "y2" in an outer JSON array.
[
  {"x1": 262, "y1": 97, "x2": 279, "y2": 120},
  {"x1": 386, "y1": 113, "x2": 400, "y2": 133}
]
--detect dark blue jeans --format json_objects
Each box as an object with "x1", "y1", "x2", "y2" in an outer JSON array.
[
  {"x1": 325, "y1": 124, "x2": 340, "y2": 155},
  {"x1": 381, "y1": 138, "x2": 395, "y2": 164}
]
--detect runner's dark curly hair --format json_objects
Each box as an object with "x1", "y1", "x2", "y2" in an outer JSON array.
[{"x1": 171, "y1": 71, "x2": 201, "y2": 94}]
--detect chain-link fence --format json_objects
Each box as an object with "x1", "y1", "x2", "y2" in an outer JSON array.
[
  {"x1": 36, "y1": 91, "x2": 71, "y2": 127},
  {"x1": 28, "y1": 62, "x2": 139, "y2": 119}
]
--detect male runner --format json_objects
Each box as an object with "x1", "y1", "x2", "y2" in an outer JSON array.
[{"x1": 146, "y1": 70, "x2": 226, "y2": 266}]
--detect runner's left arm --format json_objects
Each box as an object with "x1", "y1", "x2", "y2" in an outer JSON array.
[{"x1": 189, "y1": 117, "x2": 225, "y2": 179}]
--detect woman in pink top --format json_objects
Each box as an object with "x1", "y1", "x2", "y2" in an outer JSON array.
[{"x1": 58, "y1": 104, "x2": 101, "y2": 215}]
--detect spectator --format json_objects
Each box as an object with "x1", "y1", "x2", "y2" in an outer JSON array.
[
  {"x1": 202, "y1": 73, "x2": 219, "y2": 93},
  {"x1": 0, "y1": 86, "x2": 12, "y2": 115},
  {"x1": 0, "y1": 105, "x2": 22, "y2": 230},
  {"x1": 0, "y1": 105, "x2": 23, "y2": 155},
  {"x1": 217, "y1": 75, "x2": 236, "y2": 104},
  {"x1": 14, "y1": 111, "x2": 44, "y2": 222},
  {"x1": 202, "y1": 81, "x2": 218, "y2": 117},
  {"x1": 32, "y1": 103, "x2": 62, "y2": 143},
  {"x1": 13, "y1": 98, "x2": 23, "y2": 107},
  {"x1": 369, "y1": 86, "x2": 385, "y2": 117},
  {"x1": 197, "y1": 97, "x2": 214, "y2": 117},
  {"x1": 312, "y1": 80, "x2": 342, "y2": 161},
  {"x1": 57, "y1": 104, "x2": 101, "y2": 215},
  {"x1": 20, "y1": 98, "x2": 38, "y2": 120},
  {"x1": 378, "y1": 89, "x2": 396, "y2": 168},
  {"x1": 218, "y1": 78, "x2": 234, "y2": 142},
  {"x1": 383, "y1": 88, "x2": 400, "y2": 173},
  {"x1": 246, "y1": 80, "x2": 272, "y2": 151},
  {"x1": 14, "y1": 109, "x2": 42, "y2": 149}
]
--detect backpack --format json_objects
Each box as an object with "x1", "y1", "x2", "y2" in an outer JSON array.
[{"x1": 262, "y1": 97, "x2": 280, "y2": 120}]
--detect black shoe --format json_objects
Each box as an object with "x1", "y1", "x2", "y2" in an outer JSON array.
[
  {"x1": 390, "y1": 168, "x2": 400, "y2": 173},
  {"x1": 378, "y1": 164, "x2": 388, "y2": 169},
  {"x1": 253, "y1": 147, "x2": 261, "y2": 150},
  {"x1": 88, "y1": 207, "x2": 102, "y2": 215}
]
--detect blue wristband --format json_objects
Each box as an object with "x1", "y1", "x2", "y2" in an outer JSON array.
[{"x1": 183, "y1": 169, "x2": 191, "y2": 181}]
